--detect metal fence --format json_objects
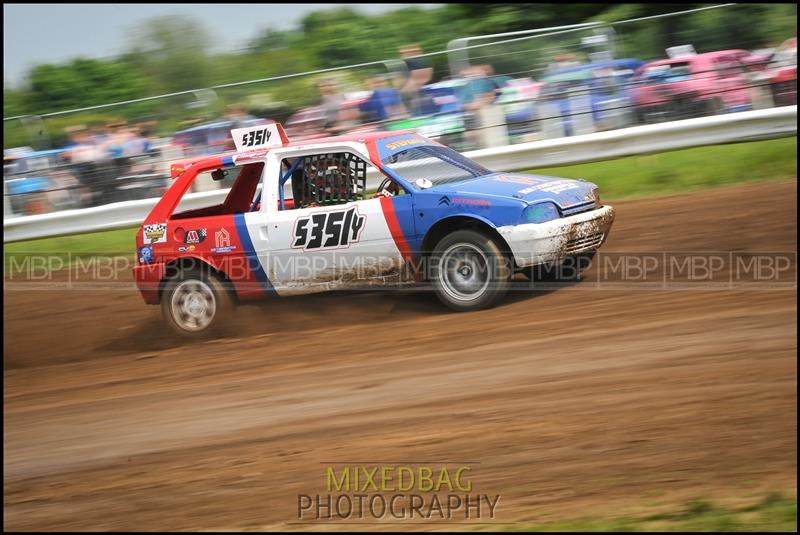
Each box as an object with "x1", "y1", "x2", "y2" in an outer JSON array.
[
  {"x1": 3, "y1": 3, "x2": 797, "y2": 219},
  {"x1": 4, "y1": 106, "x2": 796, "y2": 243}
]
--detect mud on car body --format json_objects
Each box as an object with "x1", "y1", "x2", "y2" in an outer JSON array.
[{"x1": 133, "y1": 123, "x2": 615, "y2": 337}]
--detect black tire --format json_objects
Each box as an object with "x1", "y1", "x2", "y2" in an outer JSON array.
[
  {"x1": 524, "y1": 251, "x2": 596, "y2": 283},
  {"x1": 161, "y1": 268, "x2": 234, "y2": 339},
  {"x1": 430, "y1": 229, "x2": 512, "y2": 312}
]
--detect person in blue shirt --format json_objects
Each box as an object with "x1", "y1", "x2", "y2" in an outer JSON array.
[
  {"x1": 358, "y1": 75, "x2": 407, "y2": 123},
  {"x1": 460, "y1": 65, "x2": 498, "y2": 111}
]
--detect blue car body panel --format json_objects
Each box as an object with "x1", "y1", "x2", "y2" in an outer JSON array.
[{"x1": 374, "y1": 133, "x2": 599, "y2": 251}]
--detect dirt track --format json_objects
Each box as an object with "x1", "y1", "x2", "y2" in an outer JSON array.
[{"x1": 4, "y1": 180, "x2": 797, "y2": 530}]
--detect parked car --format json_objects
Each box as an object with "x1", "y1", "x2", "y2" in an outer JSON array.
[
  {"x1": 495, "y1": 78, "x2": 543, "y2": 143},
  {"x1": 134, "y1": 124, "x2": 615, "y2": 337},
  {"x1": 3, "y1": 148, "x2": 73, "y2": 215},
  {"x1": 630, "y1": 49, "x2": 756, "y2": 123},
  {"x1": 537, "y1": 58, "x2": 645, "y2": 136},
  {"x1": 766, "y1": 37, "x2": 797, "y2": 106}
]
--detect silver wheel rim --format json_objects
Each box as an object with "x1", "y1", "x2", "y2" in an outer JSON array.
[
  {"x1": 170, "y1": 279, "x2": 216, "y2": 332},
  {"x1": 438, "y1": 243, "x2": 491, "y2": 302}
]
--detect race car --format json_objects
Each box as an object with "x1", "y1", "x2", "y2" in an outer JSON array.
[
  {"x1": 133, "y1": 123, "x2": 615, "y2": 337},
  {"x1": 630, "y1": 48, "x2": 756, "y2": 123}
]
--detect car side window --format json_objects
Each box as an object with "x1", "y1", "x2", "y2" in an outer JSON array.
[
  {"x1": 278, "y1": 152, "x2": 402, "y2": 211},
  {"x1": 171, "y1": 162, "x2": 264, "y2": 219},
  {"x1": 714, "y1": 56, "x2": 743, "y2": 77}
]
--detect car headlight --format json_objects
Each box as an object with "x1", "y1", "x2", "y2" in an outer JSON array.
[
  {"x1": 521, "y1": 202, "x2": 560, "y2": 224},
  {"x1": 592, "y1": 187, "x2": 601, "y2": 207}
]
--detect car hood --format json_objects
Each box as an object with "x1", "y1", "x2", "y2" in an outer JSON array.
[{"x1": 426, "y1": 172, "x2": 598, "y2": 209}]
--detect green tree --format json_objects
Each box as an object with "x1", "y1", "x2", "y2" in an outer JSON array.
[
  {"x1": 124, "y1": 15, "x2": 212, "y2": 93},
  {"x1": 248, "y1": 28, "x2": 300, "y2": 53},
  {"x1": 3, "y1": 85, "x2": 27, "y2": 118},
  {"x1": 24, "y1": 58, "x2": 149, "y2": 115}
]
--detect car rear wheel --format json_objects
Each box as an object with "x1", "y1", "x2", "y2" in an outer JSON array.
[
  {"x1": 161, "y1": 268, "x2": 234, "y2": 338},
  {"x1": 430, "y1": 230, "x2": 511, "y2": 312}
]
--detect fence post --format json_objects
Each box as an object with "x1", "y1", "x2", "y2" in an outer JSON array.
[{"x1": 3, "y1": 180, "x2": 15, "y2": 219}]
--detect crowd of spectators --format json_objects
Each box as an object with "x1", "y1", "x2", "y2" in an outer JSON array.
[
  {"x1": 61, "y1": 122, "x2": 156, "y2": 206},
  {"x1": 4, "y1": 43, "x2": 516, "y2": 215},
  {"x1": 4, "y1": 121, "x2": 159, "y2": 214},
  {"x1": 4, "y1": 42, "x2": 513, "y2": 215},
  {"x1": 306, "y1": 43, "x2": 506, "y2": 135}
]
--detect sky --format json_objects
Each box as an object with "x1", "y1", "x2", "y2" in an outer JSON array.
[{"x1": 3, "y1": 3, "x2": 440, "y2": 87}]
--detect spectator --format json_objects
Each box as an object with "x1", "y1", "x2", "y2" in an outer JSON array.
[
  {"x1": 65, "y1": 126, "x2": 105, "y2": 206},
  {"x1": 317, "y1": 77, "x2": 346, "y2": 131},
  {"x1": 316, "y1": 77, "x2": 360, "y2": 133},
  {"x1": 358, "y1": 75, "x2": 407, "y2": 123},
  {"x1": 546, "y1": 53, "x2": 581, "y2": 73},
  {"x1": 479, "y1": 64, "x2": 510, "y2": 98},
  {"x1": 224, "y1": 104, "x2": 257, "y2": 130},
  {"x1": 120, "y1": 124, "x2": 155, "y2": 177},
  {"x1": 398, "y1": 44, "x2": 434, "y2": 109},
  {"x1": 88, "y1": 123, "x2": 109, "y2": 148},
  {"x1": 122, "y1": 124, "x2": 150, "y2": 158},
  {"x1": 104, "y1": 122, "x2": 134, "y2": 178},
  {"x1": 460, "y1": 66, "x2": 507, "y2": 149},
  {"x1": 461, "y1": 66, "x2": 497, "y2": 111}
]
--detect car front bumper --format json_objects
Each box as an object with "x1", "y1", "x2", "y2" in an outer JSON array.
[{"x1": 497, "y1": 205, "x2": 615, "y2": 268}]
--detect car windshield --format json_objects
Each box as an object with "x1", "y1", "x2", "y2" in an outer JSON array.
[
  {"x1": 638, "y1": 62, "x2": 692, "y2": 83},
  {"x1": 381, "y1": 145, "x2": 491, "y2": 187}
]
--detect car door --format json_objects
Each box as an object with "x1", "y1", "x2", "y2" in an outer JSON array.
[
  {"x1": 241, "y1": 147, "x2": 416, "y2": 296},
  {"x1": 713, "y1": 55, "x2": 751, "y2": 109}
]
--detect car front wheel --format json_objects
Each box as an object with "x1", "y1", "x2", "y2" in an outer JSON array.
[{"x1": 430, "y1": 229, "x2": 511, "y2": 312}]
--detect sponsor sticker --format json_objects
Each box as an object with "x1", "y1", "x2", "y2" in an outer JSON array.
[
  {"x1": 185, "y1": 228, "x2": 208, "y2": 244},
  {"x1": 494, "y1": 175, "x2": 543, "y2": 186},
  {"x1": 177, "y1": 246, "x2": 195, "y2": 253},
  {"x1": 139, "y1": 245, "x2": 154, "y2": 264},
  {"x1": 452, "y1": 197, "x2": 491, "y2": 207},
  {"x1": 211, "y1": 245, "x2": 237, "y2": 253},
  {"x1": 385, "y1": 135, "x2": 426, "y2": 151},
  {"x1": 215, "y1": 228, "x2": 231, "y2": 249},
  {"x1": 233, "y1": 149, "x2": 270, "y2": 164},
  {"x1": 516, "y1": 180, "x2": 580, "y2": 195},
  {"x1": 170, "y1": 163, "x2": 190, "y2": 178},
  {"x1": 143, "y1": 223, "x2": 167, "y2": 244}
]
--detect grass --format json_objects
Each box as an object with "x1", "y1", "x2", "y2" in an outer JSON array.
[
  {"x1": 4, "y1": 136, "x2": 797, "y2": 272},
  {"x1": 528, "y1": 136, "x2": 796, "y2": 200},
  {"x1": 5, "y1": 225, "x2": 137, "y2": 256},
  {"x1": 498, "y1": 492, "x2": 797, "y2": 532},
  {"x1": 4, "y1": 225, "x2": 137, "y2": 274}
]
